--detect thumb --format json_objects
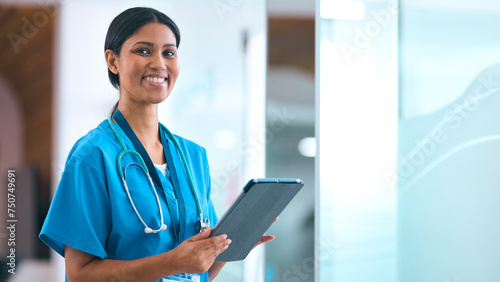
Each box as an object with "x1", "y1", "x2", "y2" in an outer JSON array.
[{"x1": 188, "y1": 227, "x2": 212, "y2": 242}]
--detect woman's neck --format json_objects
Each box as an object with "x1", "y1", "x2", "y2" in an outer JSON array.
[{"x1": 117, "y1": 102, "x2": 160, "y2": 149}]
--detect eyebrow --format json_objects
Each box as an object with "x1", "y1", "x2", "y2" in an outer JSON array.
[{"x1": 132, "y1": 41, "x2": 176, "y2": 48}]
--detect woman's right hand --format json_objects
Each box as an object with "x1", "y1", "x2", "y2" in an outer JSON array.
[
  {"x1": 64, "y1": 229, "x2": 230, "y2": 282},
  {"x1": 169, "y1": 228, "x2": 231, "y2": 274}
]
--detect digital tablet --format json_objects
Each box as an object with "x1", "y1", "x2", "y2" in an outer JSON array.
[{"x1": 211, "y1": 178, "x2": 304, "y2": 262}]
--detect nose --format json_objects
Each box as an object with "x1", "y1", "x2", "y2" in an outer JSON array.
[{"x1": 149, "y1": 51, "x2": 166, "y2": 71}]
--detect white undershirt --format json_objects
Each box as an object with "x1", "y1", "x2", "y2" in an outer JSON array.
[{"x1": 154, "y1": 163, "x2": 167, "y2": 177}]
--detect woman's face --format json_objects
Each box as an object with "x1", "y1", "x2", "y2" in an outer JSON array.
[{"x1": 113, "y1": 22, "x2": 180, "y2": 106}]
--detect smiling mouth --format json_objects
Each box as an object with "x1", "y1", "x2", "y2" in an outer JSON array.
[{"x1": 145, "y1": 76, "x2": 166, "y2": 83}]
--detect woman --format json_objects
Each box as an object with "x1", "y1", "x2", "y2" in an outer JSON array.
[{"x1": 40, "y1": 7, "x2": 273, "y2": 282}]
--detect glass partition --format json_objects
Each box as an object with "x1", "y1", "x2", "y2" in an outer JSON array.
[
  {"x1": 317, "y1": 0, "x2": 398, "y2": 281},
  {"x1": 398, "y1": 1, "x2": 500, "y2": 281},
  {"x1": 318, "y1": 0, "x2": 500, "y2": 281}
]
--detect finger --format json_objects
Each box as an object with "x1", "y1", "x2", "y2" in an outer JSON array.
[
  {"x1": 198, "y1": 234, "x2": 228, "y2": 251},
  {"x1": 188, "y1": 227, "x2": 212, "y2": 242},
  {"x1": 273, "y1": 217, "x2": 279, "y2": 223},
  {"x1": 214, "y1": 238, "x2": 231, "y2": 257},
  {"x1": 192, "y1": 235, "x2": 230, "y2": 262},
  {"x1": 189, "y1": 231, "x2": 227, "y2": 251},
  {"x1": 253, "y1": 235, "x2": 275, "y2": 249},
  {"x1": 260, "y1": 235, "x2": 275, "y2": 243},
  {"x1": 202, "y1": 234, "x2": 231, "y2": 255}
]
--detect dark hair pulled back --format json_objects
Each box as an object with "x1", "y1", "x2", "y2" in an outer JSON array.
[{"x1": 104, "y1": 7, "x2": 181, "y2": 90}]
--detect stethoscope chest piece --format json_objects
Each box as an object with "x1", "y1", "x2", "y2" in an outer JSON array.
[{"x1": 195, "y1": 218, "x2": 210, "y2": 233}]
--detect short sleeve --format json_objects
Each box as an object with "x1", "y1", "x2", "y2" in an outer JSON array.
[{"x1": 39, "y1": 153, "x2": 111, "y2": 259}]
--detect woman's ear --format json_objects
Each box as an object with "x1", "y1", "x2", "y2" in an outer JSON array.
[{"x1": 105, "y1": 49, "x2": 119, "y2": 74}]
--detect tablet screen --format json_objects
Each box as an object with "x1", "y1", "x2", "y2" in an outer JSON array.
[{"x1": 211, "y1": 178, "x2": 303, "y2": 262}]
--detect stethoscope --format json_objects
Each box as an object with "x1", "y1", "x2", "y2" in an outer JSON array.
[{"x1": 107, "y1": 115, "x2": 211, "y2": 234}]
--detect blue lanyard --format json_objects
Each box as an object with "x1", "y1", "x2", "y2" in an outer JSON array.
[{"x1": 110, "y1": 109, "x2": 206, "y2": 239}]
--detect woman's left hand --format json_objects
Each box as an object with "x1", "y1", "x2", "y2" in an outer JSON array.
[
  {"x1": 253, "y1": 217, "x2": 278, "y2": 249},
  {"x1": 209, "y1": 217, "x2": 278, "y2": 281}
]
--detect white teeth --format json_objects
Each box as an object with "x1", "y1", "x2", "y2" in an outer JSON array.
[{"x1": 146, "y1": 77, "x2": 165, "y2": 83}]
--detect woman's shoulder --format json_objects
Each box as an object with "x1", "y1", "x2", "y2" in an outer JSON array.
[
  {"x1": 165, "y1": 131, "x2": 208, "y2": 158},
  {"x1": 172, "y1": 134, "x2": 204, "y2": 148},
  {"x1": 67, "y1": 120, "x2": 118, "y2": 160}
]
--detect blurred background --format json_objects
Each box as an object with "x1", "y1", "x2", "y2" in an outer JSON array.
[{"x1": 1, "y1": 0, "x2": 499, "y2": 281}]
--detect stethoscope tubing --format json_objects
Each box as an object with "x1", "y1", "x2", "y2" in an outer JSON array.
[
  {"x1": 159, "y1": 124, "x2": 203, "y2": 221},
  {"x1": 107, "y1": 115, "x2": 206, "y2": 234}
]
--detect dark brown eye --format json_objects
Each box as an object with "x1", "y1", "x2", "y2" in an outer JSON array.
[{"x1": 135, "y1": 49, "x2": 149, "y2": 54}]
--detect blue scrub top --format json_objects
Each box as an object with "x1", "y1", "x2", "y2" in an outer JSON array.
[{"x1": 40, "y1": 119, "x2": 218, "y2": 282}]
